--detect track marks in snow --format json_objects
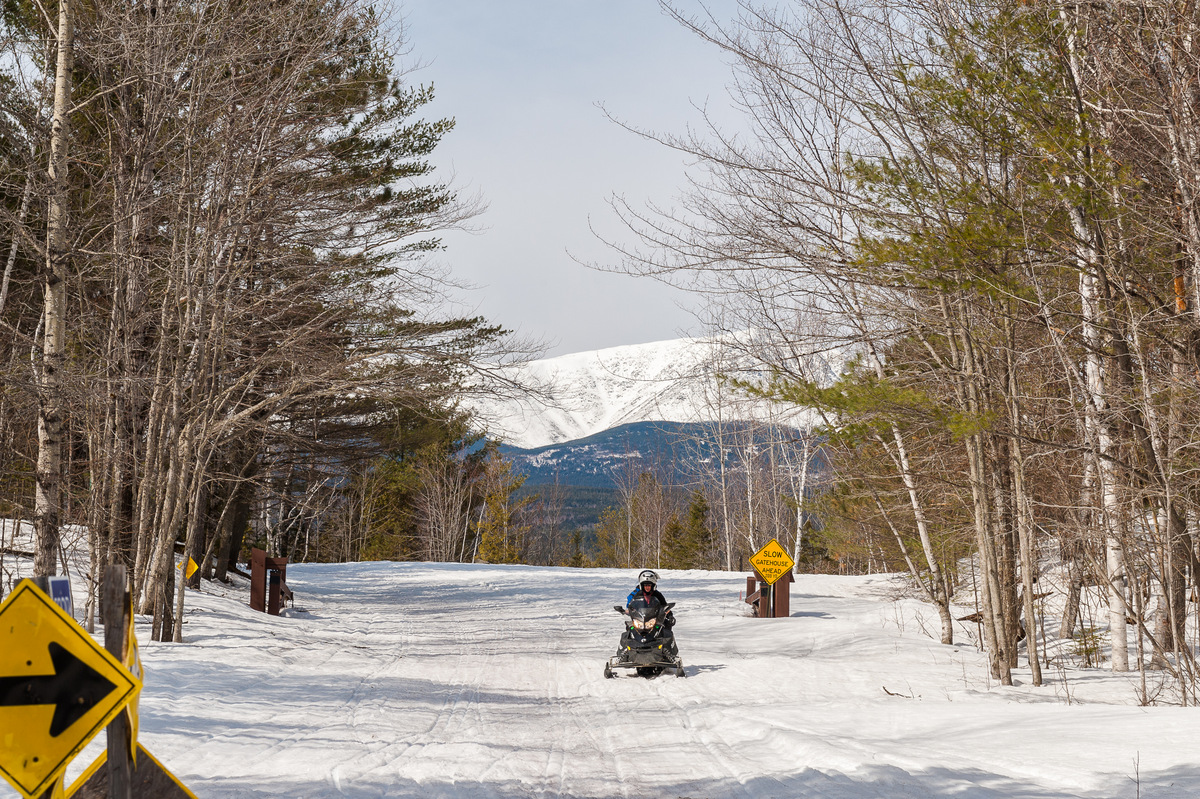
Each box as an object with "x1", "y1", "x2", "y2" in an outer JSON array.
[
  {"x1": 71, "y1": 565, "x2": 1179, "y2": 799},
  {"x1": 324, "y1": 617, "x2": 494, "y2": 791},
  {"x1": 545, "y1": 656, "x2": 635, "y2": 799},
  {"x1": 657, "y1": 688, "x2": 756, "y2": 797}
]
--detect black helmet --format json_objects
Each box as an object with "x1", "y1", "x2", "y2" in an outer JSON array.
[{"x1": 638, "y1": 570, "x2": 658, "y2": 588}]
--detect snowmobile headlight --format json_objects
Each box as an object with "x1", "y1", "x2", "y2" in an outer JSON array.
[{"x1": 632, "y1": 618, "x2": 649, "y2": 630}]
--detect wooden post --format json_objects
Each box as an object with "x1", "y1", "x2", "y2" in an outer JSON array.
[
  {"x1": 102, "y1": 565, "x2": 133, "y2": 799},
  {"x1": 773, "y1": 572, "x2": 793, "y2": 618},
  {"x1": 267, "y1": 570, "x2": 282, "y2": 616},
  {"x1": 249, "y1": 548, "x2": 266, "y2": 612},
  {"x1": 251, "y1": 549, "x2": 288, "y2": 616}
]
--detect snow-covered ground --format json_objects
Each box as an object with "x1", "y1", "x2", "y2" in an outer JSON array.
[{"x1": 5, "y1": 556, "x2": 1200, "y2": 798}]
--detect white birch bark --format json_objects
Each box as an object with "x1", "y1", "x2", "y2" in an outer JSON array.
[
  {"x1": 1077, "y1": 242, "x2": 1128, "y2": 673},
  {"x1": 864, "y1": 342, "x2": 954, "y2": 644},
  {"x1": 1056, "y1": 1, "x2": 1129, "y2": 672},
  {"x1": 0, "y1": 161, "x2": 33, "y2": 317},
  {"x1": 33, "y1": 0, "x2": 74, "y2": 576}
]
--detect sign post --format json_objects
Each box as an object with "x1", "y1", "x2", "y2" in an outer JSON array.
[
  {"x1": 0, "y1": 580, "x2": 141, "y2": 799},
  {"x1": 748, "y1": 539, "x2": 796, "y2": 618},
  {"x1": 65, "y1": 566, "x2": 195, "y2": 799},
  {"x1": 66, "y1": 744, "x2": 198, "y2": 799},
  {"x1": 102, "y1": 566, "x2": 133, "y2": 799}
]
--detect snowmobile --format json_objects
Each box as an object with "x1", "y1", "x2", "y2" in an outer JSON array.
[{"x1": 604, "y1": 598, "x2": 685, "y2": 678}]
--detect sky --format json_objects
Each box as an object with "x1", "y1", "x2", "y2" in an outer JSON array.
[{"x1": 399, "y1": 1, "x2": 742, "y2": 356}]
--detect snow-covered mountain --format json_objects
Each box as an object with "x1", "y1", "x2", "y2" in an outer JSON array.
[{"x1": 473, "y1": 334, "x2": 824, "y2": 450}]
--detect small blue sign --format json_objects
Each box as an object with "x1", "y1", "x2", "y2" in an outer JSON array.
[{"x1": 48, "y1": 576, "x2": 73, "y2": 618}]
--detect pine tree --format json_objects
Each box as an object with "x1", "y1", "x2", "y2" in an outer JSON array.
[
  {"x1": 663, "y1": 491, "x2": 712, "y2": 569},
  {"x1": 590, "y1": 507, "x2": 631, "y2": 569},
  {"x1": 566, "y1": 530, "x2": 586, "y2": 568},
  {"x1": 476, "y1": 456, "x2": 532, "y2": 564}
]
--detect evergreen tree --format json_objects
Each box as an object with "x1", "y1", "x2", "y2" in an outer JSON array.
[
  {"x1": 566, "y1": 530, "x2": 586, "y2": 568},
  {"x1": 476, "y1": 455, "x2": 533, "y2": 564},
  {"x1": 590, "y1": 506, "x2": 631, "y2": 569},
  {"x1": 663, "y1": 491, "x2": 712, "y2": 569},
  {"x1": 340, "y1": 406, "x2": 490, "y2": 563}
]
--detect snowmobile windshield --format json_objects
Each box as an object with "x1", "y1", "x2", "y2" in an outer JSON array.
[
  {"x1": 630, "y1": 610, "x2": 658, "y2": 631},
  {"x1": 626, "y1": 599, "x2": 662, "y2": 630},
  {"x1": 626, "y1": 597, "x2": 659, "y2": 616}
]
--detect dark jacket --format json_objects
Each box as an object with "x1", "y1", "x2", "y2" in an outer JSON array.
[{"x1": 626, "y1": 585, "x2": 667, "y2": 607}]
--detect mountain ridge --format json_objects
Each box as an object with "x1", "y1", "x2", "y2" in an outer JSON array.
[
  {"x1": 498, "y1": 419, "x2": 793, "y2": 489},
  {"x1": 472, "y1": 334, "x2": 817, "y2": 450}
]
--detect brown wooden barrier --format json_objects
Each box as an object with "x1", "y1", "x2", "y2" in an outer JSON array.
[
  {"x1": 250, "y1": 548, "x2": 291, "y2": 615},
  {"x1": 744, "y1": 570, "x2": 794, "y2": 617}
]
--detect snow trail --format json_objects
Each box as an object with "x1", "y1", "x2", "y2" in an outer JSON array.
[{"x1": 5, "y1": 563, "x2": 1200, "y2": 797}]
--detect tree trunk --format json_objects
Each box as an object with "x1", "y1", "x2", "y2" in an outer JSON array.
[
  {"x1": 1007, "y1": 320, "x2": 1042, "y2": 686},
  {"x1": 968, "y1": 432, "x2": 1010, "y2": 683},
  {"x1": 1061, "y1": 543, "x2": 1084, "y2": 639},
  {"x1": 34, "y1": 0, "x2": 74, "y2": 577},
  {"x1": 991, "y1": 447, "x2": 1021, "y2": 668},
  {"x1": 217, "y1": 490, "x2": 253, "y2": 581},
  {"x1": 0, "y1": 162, "x2": 34, "y2": 317}
]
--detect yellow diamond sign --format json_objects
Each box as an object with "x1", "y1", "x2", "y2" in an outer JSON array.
[
  {"x1": 176, "y1": 558, "x2": 198, "y2": 580},
  {"x1": 749, "y1": 538, "x2": 795, "y2": 586},
  {"x1": 0, "y1": 580, "x2": 142, "y2": 799}
]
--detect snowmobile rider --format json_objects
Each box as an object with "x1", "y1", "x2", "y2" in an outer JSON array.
[{"x1": 626, "y1": 570, "x2": 675, "y2": 629}]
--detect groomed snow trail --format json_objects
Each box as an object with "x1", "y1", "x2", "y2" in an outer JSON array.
[{"x1": 10, "y1": 563, "x2": 1200, "y2": 798}]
